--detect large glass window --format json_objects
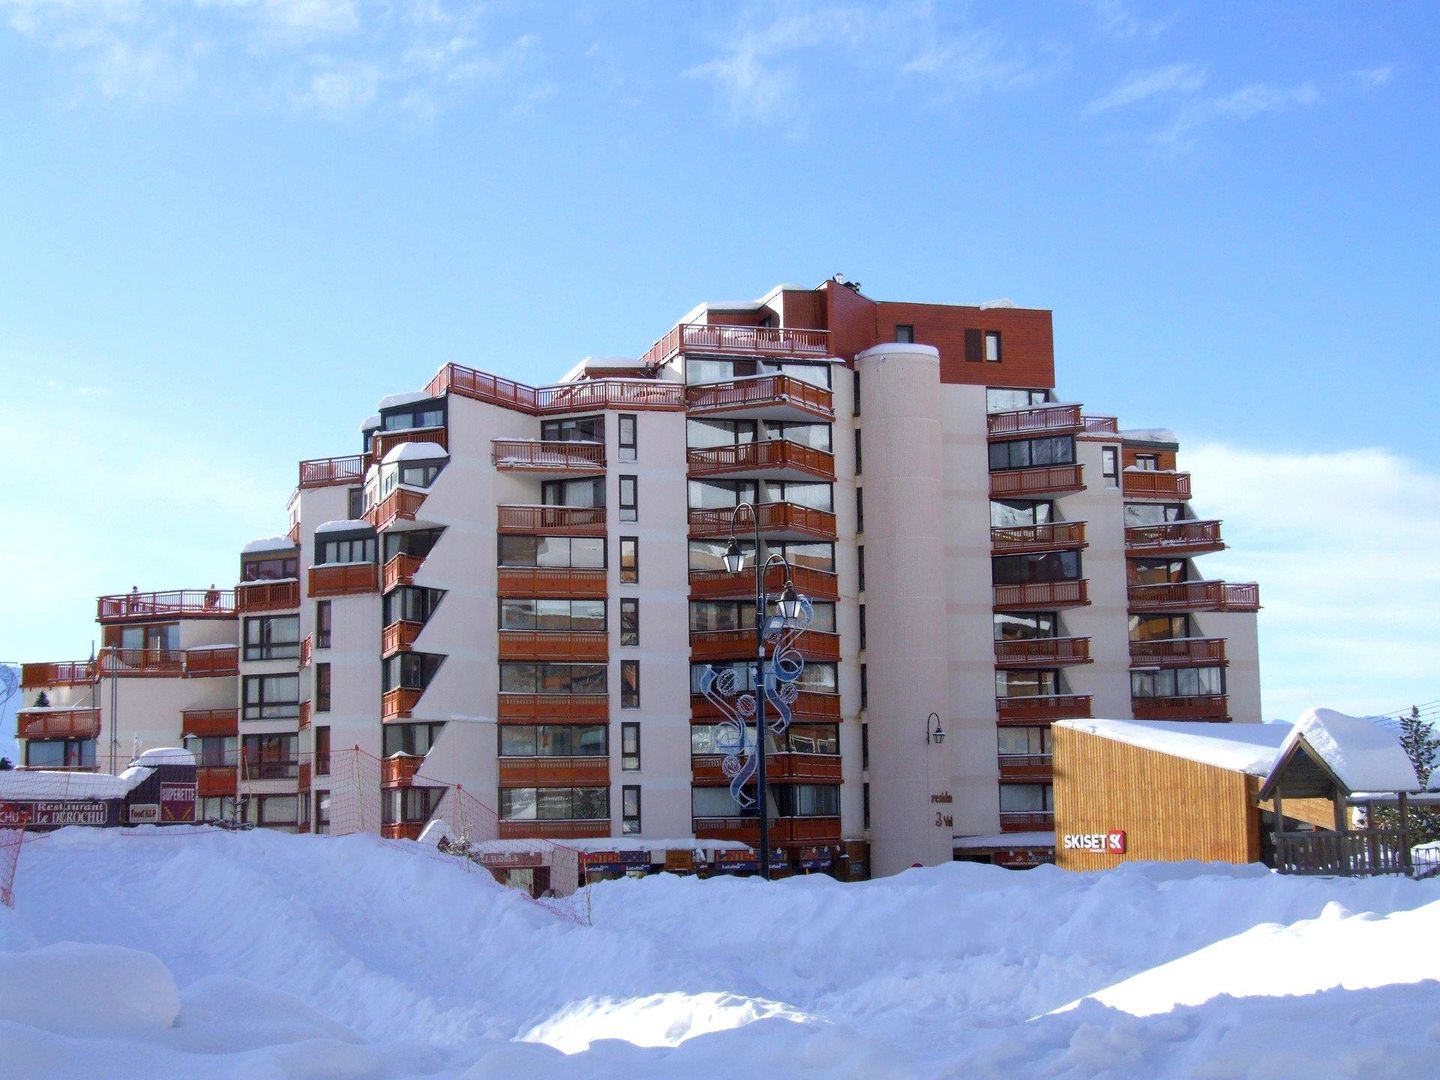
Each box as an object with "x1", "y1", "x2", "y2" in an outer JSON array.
[
  {"x1": 689, "y1": 661, "x2": 837, "y2": 695},
  {"x1": 692, "y1": 786, "x2": 748, "y2": 818},
  {"x1": 383, "y1": 722, "x2": 445, "y2": 757},
  {"x1": 621, "y1": 723, "x2": 640, "y2": 770},
  {"x1": 990, "y1": 500, "x2": 1054, "y2": 527},
  {"x1": 986, "y1": 388, "x2": 1048, "y2": 412},
  {"x1": 995, "y1": 670, "x2": 1058, "y2": 698},
  {"x1": 244, "y1": 795, "x2": 300, "y2": 826},
  {"x1": 691, "y1": 723, "x2": 757, "y2": 756},
  {"x1": 384, "y1": 787, "x2": 443, "y2": 824},
  {"x1": 620, "y1": 598, "x2": 639, "y2": 646},
  {"x1": 316, "y1": 534, "x2": 377, "y2": 566},
  {"x1": 998, "y1": 727, "x2": 1052, "y2": 757},
  {"x1": 992, "y1": 551, "x2": 1082, "y2": 586},
  {"x1": 499, "y1": 663, "x2": 607, "y2": 694},
  {"x1": 1124, "y1": 502, "x2": 1186, "y2": 527},
  {"x1": 241, "y1": 733, "x2": 298, "y2": 778},
  {"x1": 1131, "y1": 667, "x2": 1226, "y2": 698},
  {"x1": 384, "y1": 586, "x2": 443, "y2": 626},
  {"x1": 619, "y1": 538, "x2": 638, "y2": 583},
  {"x1": 499, "y1": 599, "x2": 606, "y2": 632},
  {"x1": 690, "y1": 539, "x2": 833, "y2": 575},
  {"x1": 1128, "y1": 614, "x2": 1191, "y2": 641},
  {"x1": 1131, "y1": 559, "x2": 1187, "y2": 585},
  {"x1": 383, "y1": 653, "x2": 442, "y2": 692},
  {"x1": 784, "y1": 723, "x2": 840, "y2": 755},
  {"x1": 689, "y1": 600, "x2": 836, "y2": 633},
  {"x1": 24, "y1": 738, "x2": 96, "y2": 768},
  {"x1": 770, "y1": 422, "x2": 832, "y2": 452},
  {"x1": 685, "y1": 358, "x2": 830, "y2": 388},
  {"x1": 686, "y1": 419, "x2": 757, "y2": 448},
  {"x1": 500, "y1": 787, "x2": 609, "y2": 820},
  {"x1": 499, "y1": 724, "x2": 607, "y2": 757},
  {"x1": 999, "y1": 784, "x2": 1052, "y2": 813},
  {"x1": 182, "y1": 734, "x2": 237, "y2": 767},
  {"x1": 244, "y1": 615, "x2": 300, "y2": 660},
  {"x1": 988, "y1": 436, "x2": 1076, "y2": 471},
  {"x1": 770, "y1": 481, "x2": 833, "y2": 512},
  {"x1": 385, "y1": 528, "x2": 444, "y2": 562},
  {"x1": 621, "y1": 660, "x2": 640, "y2": 708},
  {"x1": 243, "y1": 674, "x2": 299, "y2": 720},
  {"x1": 688, "y1": 479, "x2": 757, "y2": 509},
  {"x1": 541, "y1": 477, "x2": 604, "y2": 508},
  {"x1": 993, "y1": 613, "x2": 1058, "y2": 641},
  {"x1": 381, "y1": 403, "x2": 445, "y2": 431},
  {"x1": 774, "y1": 784, "x2": 840, "y2": 816},
  {"x1": 497, "y1": 535, "x2": 605, "y2": 569},
  {"x1": 241, "y1": 555, "x2": 298, "y2": 582},
  {"x1": 541, "y1": 415, "x2": 604, "y2": 443}
]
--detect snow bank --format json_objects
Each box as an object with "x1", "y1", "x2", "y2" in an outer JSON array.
[{"x1": 0, "y1": 942, "x2": 180, "y2": 1037}]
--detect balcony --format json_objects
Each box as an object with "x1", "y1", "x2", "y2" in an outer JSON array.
[
  {"x1": 1122, "y1": 470, "x2": 1192, "y2": 500},
  {"x1": 1081, "y1": 415, "x2": 1120, "y2": 437},
  {"x1": 298, "y1": 454, "x2": 366, "y2": 489},
  {"x1": 692, "y1": 690, "x2": 841, "y2": 723},
  {"x1": 21, "y1": 661, "x2": 95, "y2": 687},
  {"x1": 382, "y1": 754, "x2": 426, "y2": 788},
  {"x1": 685, "y1": 374, "x2": 834, "y2": 423},
  {"x1": 371, "y1": 427, "x2": 448, "y2": 463},
  {"x1": 996, "y1": 694, "x2": 1093, "y2": 724},
  {"x1": 987, "y1": 404, "x2": 1083, "y2": 438},
  {"x1": 692, "y1": 816, "x2": 842, "y2": 846},
  {"x1": 686, "y1": 440, "x2": 836, "y2": 482},
  {"x1": 426, "y1": 363, "x2": 684, "y2": 414},
  {"x1": 689, "y1": 628, "x2": 841, "y2": 664},
  {"x1": 382, "y1": 687, "x2": 423, "y2": 722},
  {"x1": 298, "y1": 701, "x2": 311, "y2": 731},
  {"x1": 17, "y1": 708, "x2": 101, "y2": 740},
  {"x1": 998, "y1": 754, "x2": 1054, "y2": 782},
  {"x1": 196, "y1": 766, "x2": 237, "y2": 798},
  {"x1": 496, "y1": 505, "x2": 606, "y2": 537},
  {"x1": 383, "y1": 822, "x2": 427, "y2": 841},
  {"x1": 689, "y1": 563, "x2": 839, "y2": 602},
  {"x1": 299, "y1": 635, "x2": 313, "y2": 668},
  {"x1": 97, "y1": 589, "x2": 236, "y2": 623},
  {"x1": 365, "y1": 489, "x2": 430, "y2": 531},
  {"x1": 993, "y1": 580, "x2": 1089, "y2": 611},
  {"x1": 1000, "y1": 812, "x2": 1054, "y2": 832},
  {"x1": 1125, "y1": 519, "x2": 1225, "y2": 558},
  {"x1": 298, "y1": 761, "x2": 312, "y2": 792},
  {"x1": 1128, "y1": 581, "x2": 1260, "y2": 613},
  {"x1": 498, "y1": 757, "x2": 611, "y2": 787},
  {"x1": 990, "y1": 521, "x2": 1087, "y2": 554},
  {"x1": 383, "y1": 553, "x2": 425, "y2": 591},
  {"x1": 497, "y1": 693, "x2": 609, "y2": 723},
  {"x1": 989, "y1": 465, "x2": 1085, "y2": 499},
  {"x1": 236, "y1": 580, "x2": 300, "y2": 613},
  {"x1": 498, "y1": 566, "x2": 608, "y2": 599},
  {"x1": 1130, "y1": 637, "x2": 1228, "y2": 667},
  {"x1": 498, "y1": 819, "x2": 614, "y2": 840},
  {"x1": 382, "y1": 620, "x2": 424, "y2": 656},
  {"x1": 98, "y1": 648, "x2": 184, "y2": 678},
  {"x1": 498, "y1": 630, "x2": 609, "y2": 662},
  {"x1": 184, "y1": 646, "x2": 240, "y2": 678},
  {"x1": 643, "y1": 322, "x2": 832, "y2": 367},
  {"x1": 491, "y1": 439, "x2": 605, "y2": 475},
  {"x1": 181, "y1": 708, "x2": 238, "y2": 738},
  {"x1": 688, "y1": 502, "x2": 837, "y2": 542},
  {"x1": 994, "y1": 636, "x2": 1092, "y2": 668},
  {"x1": 309, "y1": 562, "x2": 381, "y2": 598},
  {"x1": 1132, "y1": 695, "x2": 1230, "y2": 721},
  {"x1": 692, "y1": 753, "x2": 842, "y2": 785}
]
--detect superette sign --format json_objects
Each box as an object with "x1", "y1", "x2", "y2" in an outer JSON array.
[{"x1": 1062, "y1": 831, "x2": 1127, "y2": 854}]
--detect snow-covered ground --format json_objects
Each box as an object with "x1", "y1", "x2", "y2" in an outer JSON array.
[{"x1": 2, "y1": 828, "x2": 1438, "y2": 1079}]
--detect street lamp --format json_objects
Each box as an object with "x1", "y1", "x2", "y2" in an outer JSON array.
[{"x1": 926, "y1": 711, "x2": 945, "y2": 745}]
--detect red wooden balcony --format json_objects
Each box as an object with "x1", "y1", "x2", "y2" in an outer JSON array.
[
  {"x1": 996, "y1": 694, "x2": 1093, "y2": 723},
  {"x1": 498, "y1": 630, "x2": 609, "y2": 662},
  {"x1": 498, "y1": 756, "x2": 611, "y2": 787},
  {"x1": 298, "y1": 454, "x2": 366, "y2": 489},
  {"x1": 98, "y1": 648, "x2": 184, "y2": 678},
  {"x1": 692, "y1": 753, "x2": 842, "y2": 784},
  {"x1": 298, "y1": 761, "x2": 312, "y2": 792},
  {"x1": 365, "y1": 489, "x2": 429, "y2": 531},
  {"x1": 371, "y1": 427, "x2": 448, "y2": 463},
  {"x1": 1000, "y1": 812, "x2": 1054, "y2": 832},
  {"x1": 989, "y1": 465, "x2": 1085, "y2": 498},
  {"x1": 686, "y1": 440, "x2": 836, "y2": 482},
  {"x1": 685, "y1": 374, "x2": 834, "y2": 422},
  {"x1": 21, "y1": 661, "x2": 96, "y2": 687},
  {"x1": 689, "y1": 628, "x2": 841, "y2": 664},
  {"x1": 427, "y1": 362, "x2": 684, "y2": 414},
  {"x1": 196, "y1": 765, "x2": 237, "y2": 798},
  {"x1": 1124, "y1": 520, "x2": 1225, "y2": 558},
  {"x1": 287, "y1": 521, "x2": 301, "y2": 545},
  {"x1": 383, "y1": 553, "x2": 426, "y2": 591},
  {"x1": 642, "y1": 322, "x2": 832, "y2": 367},
  {"x1": 309, "y1": 563, "x2": 380, "y2": 598},
  {"x1": 382, "y1": 754, "x2": 426, "y2": 788},
  {"x1": 497, "y1": 693, "x2": 609, "y2": 723},
  {"x1": 498, "y1": 819, "x2": 613, "y2": 840},
  {"x1": 1122, "y1": 470, "x2": 1192, "y2": 500},
  {"x1": 496, "y1": 505, "x2": 606, "y2": 536},
  {"x1": 382, "y1": 620, "x2": 424, "y2": 656},
  {"x1": 1132, "y1": 695, "x2": 1230, "y2": 721},
  {"x1": 383, "y1": 822, "x2": 427, "y2": 841},
  {"x1": 688, "y1": 502, "x2": 837, "y2": 542},
  {"x1": 1129, "y1": 637, "x2": 1228, "y2": 667},
  {"x1": 691, "y1": 690, "x2": 841, "y2": 723},
  {"x1": 184, "y1": 646, "x2": 239, "y2": 678},
  {"x1": 17, "y1": 708, "x2": 101, "y2": 740},
  {"x1": 693, "y1": 816, "x2": 842, "y2": 846},
  {"x1": 98, "y1": 589, "x2": 235, "y2": 623},
  {"x1": 998, "y1": 754, "x2": 1054, "y2": 782},
  {"x1": 236, "y1": 580, "x2": 300, "y2": 613},
  {"x1": 1081, "y1": 415, "x2": 1119, "y2": 437},
  {"x1": 491, "y1": 439, "x2": 605, "y2": 474},
  {"x1": 382, "y1": 688, "x2": 423, "y2": 722},
  {"x1": 299, "y1": 635, "x2": 313, "y2": 668},
  {"x1": 298, "y1": 700, "x2": 312, "y2": 731},
  {"x1": 991, "y1": 521, "x2": 1087, "y2": 554},
  {"x1": 498, "y1": 567, "x2": 608, "y2": 599},
  {"x1": 689, "y1": 564, "x2": 839, "y2": 602},
  {"x1": 182, "y1": 708, "x2": 238, "y2": 738},
  {"x1": 1128, "y1": 581, "x2": 1260, "y2": 613},
  {"x1": 993, "y1": 580, "x2": 1089, "y2": 611},
  {"x1": 994, "y1": 636, "x2": 1092, "y2": 667},
  {"x1": 987, "y1": 404, "x2": 1083, "y2": 438}
]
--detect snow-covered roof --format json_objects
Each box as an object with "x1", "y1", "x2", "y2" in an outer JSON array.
[
  {"x1": 1280, "y1": 709, "x2": 1421, "y2": 794},
  {"x1": 133, "y1": 747, "x2": 194, "y2": 768},
  {"x1": 377, "y1": 391, "x2": 432, "y2": 411},
  {"x1": 558, "y1": 356, "x2": 645, "y2": 383},
  {"x1": 978, "y1": 297, "x2": 1017, "y2": 309},
  {"x1": 1120, "y1": 428, "x2": 1179, "y2": 445},
  {"x1": 360, "y1": 413, "x2": 381, "y2": 432},
  {"x1": 314, "y1": 519, "x2": 375, "y2": 535},
  {"x1": 1057, "y1": 718, "x2": 1291, "y2": 777},
  {"x1": 953, "y1": 831, "x2": 1053, "y2": 849},
  {"x1": 241, "y1": 536, "x2": 297, "y2": 555},
  {"x1": 0, "y1": 765, "x2": 154, "y2": 801},
  {"x1": 381, "y1": 441, "x2": 448, "y2": 465}
]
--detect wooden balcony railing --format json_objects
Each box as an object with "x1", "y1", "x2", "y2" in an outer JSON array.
[
  {"x1": 365, "y1": 489, "x2": 429, "y2": 531},
  {"x1": 498, "y1": 630, "x2": 609, "y2": 662},
  {"x1": 993, "y1": 580, "x2": 1089, "y2": 610},
  {"x1": 184, "y1": 646, "x2": 240, "y2": 678},
  {"x1": 497, "y1": 756, "x2": 611, "y2": 787},
  {"x1": 987, "y1": 404, "x2": 1082, "y2": 438},
  {"x1": 299, "y1": 635, "x2": 313, "y2": 669},
  {"x1": 688, "y1": 502, "x2": 837, "y2": 541},
  {"x1": 692, "y1": 690, "x2": 841, "y2": 723},
  {"x1": 21, "y1": 661, "x2": 96, "y2": 687},
  {"x1": 689, "y1": 563, "x2": 840, "y2": 602},
  {"x1": 692, "y1": 816, "x2": 842, "y2": 845},
  {"x1": 371, "y1": 427, "x2": 448, "y2": 463},
  {"x1": 181, "y1": 708, "x2": 239, "y2": 738},
  {"x1": 497, "y1": 693, "x2": 609, "y2": 723},
  {"x1": 1081, "y1": 415, "x2": 1119, "y2": 437},
  {"x1": 692, "y1": 753, "x2": 842, "y2": 784},
  {"x1": 427, "y1": 362, "x2": 684, "y2": 414},
  {"x1": 298, "y1": 761, "x2": 312, "y2": 792},
  {"x1": 1122, "y1": 470, "x2": 1192, "y2": 500},
  {"x1": 996, "y1": 694, "x2": 1093, "y2": 723},
  {"x1": 196, "y1": 765, "x2": 237, "y2": 798},
  {"x1": 1129, "y1": 637, "x2": 1228, "y2": 666},
  {"x1": 98, "y1": 589, "x2": 235, "y2": 622},
  {"x1": 383, "y1": 822, "x2": 427, "y2": 841},
  {"x1": 498, "y1": 819, "x2": 614, "y2": 840},
  {"x1": 1124, "y1": 519, "x2": 1224, "y2": 558},
  {"x1": 17, "y1": 708, "x2": 101, "y2": 740},
  {"x1": 382, "y1": 687, "x2": 423, "y2": 722},
  {"x1": 994, "y1": 636, "x2": 1092, "y2": 667},
  {"x1": 1132, "y1": 695, "x2": 1229, "y2": 721},
  {"x1": 1000, "y1": 811, "x2": 1054, "y2": 832},
  {"x1": 383, "y1": 552, "x2": 426, "y2": 591},
  {"x1": 491, "y1": 439, "x2": 606, "y2": 472},
  {"x1": 998, "y1": 754, "x2": 1054, "y2": 782},
  {"x1": 496, "y1": 505, "x2": 606, "y2": 536},
  {"x1": 97, "y1": 648, "x2": 184, "y2": 677},
  {"x1": 990, "y1": 521, "x2": 1087, "y2": 554},
  {"x1": 1274, "y1": 829, "x2": 1412, "y2": 876},
  {"x1": 642, "y1": 322, "x2": 832, "y2": 367},
  {"x1": 689, "y1": 628, "x2": 841, "y2": 663},
  {"x1": 298, "y1": 454, "x2": 366, "y2": 489},
  {"x1": 989, "y1": 464, "x2": 1085, "y2": 498},
  {"x1": 382, "y1": 754, "x2": 425, "y2": 787},
  {"x1": 686, "y1": 440, "x2": 836, "y2": 481},
  {"x1": 309, "y1": 562, "x2": 380, "y2": 598},
  {"x1": 685, "y1": 374, "x2": 834, "y2": 421},
  {"x1": 298, "y1": 700, "x2": 312, "y2": 731},
  {"x1": 1128, "y1": 581, "x2": 1260, "y2": 613},
  {"x1": 382, "y1": 620, "x2": 424, "y2": 656},
  {"x1": 235, "y1": 580, "x2": 300, "y2": 613},
  {"x1": 497, "y1": 566, "x2": 608, "y2": 599}
]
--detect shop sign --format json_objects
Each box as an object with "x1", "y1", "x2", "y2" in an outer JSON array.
[
  {"x1": 0, "y1": 800, "x2": 118, "y2": 828},
  {"x1": 129, "y1": 803, "x2": 161, "y2": 824},
  {"x1": 475, "y1": 851, "x2": 544, "y2": 869},
  {"x1": 798, "y1": 846, "x2": 832, "y2": 871},
  {"x1": 1062, "y1": 831, "x2": 1126, "y2": 854},
  {"x1": 160, "y1": 783, "x2": 196, "y2": 822},
  {"x1": 584, "y1": 850, "x2": 650, "y2": 872},
  {"x1": 714, "y1": 850, "x2": 759, "y2": 872}
]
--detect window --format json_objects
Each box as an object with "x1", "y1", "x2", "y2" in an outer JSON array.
[
  {"x1": 499, "y1": 662, "x2": 607, "y2": 694},
  {"x1": 690, "y1": 600, "x2": 836, "y2": 634},
  {"x1": 785, "y1": 723, "x2": 839, "y2": 755},
  {"x1": 620, "y1": 598, "x2": 639, "y2": 646},
  {"x1": 1131, "y1": 559, "x2": 1187, "y2": 585},
  {"x1": 500, "y1": 787, "x2": 609, "y2": 821},
  {"x1": 241, "y1": 733, "x2": 298, "y2": 779},
  {"x1": 315, "y1": 663, "x2": 331, "y2": 713},
  {"x1": 994, "y1": 612, "x2": 1058, "y2": 640},
  {"x1": 998, "y1": 727, "x2": 1052, "y2": 757},
  {"x1": 241, "y1": 554, "x2": 297, "y2": 582},
  {"x1": 771, "y1": 481, "x2": 832, "y2": 512},
  {"x1": 1134, "y1": 453, "x2": 1158, "y2": 471},
  {"x1": 622, "y1": 722, "x2": 640, "y2": 770},
  {"x1": 771, "y1": 422, "x2": 832, "y2": 452},
  {"x1": 691, "y1": 723, "x2": 755, "y2": 755},
  {"x1": 863, "y1": 782, "x2": 871, "y2": 829},
  {"x1": 858, "y1": 604, "x2": 867, "y2": 650},
  {"x1": 384, "y1": 586, "x2": 443, "y2": 626},
  {"x1": 894, "y1": 324, "x2": 914, "y2": 343},
  {"x1": 856, "y1": 487, "x2": 864, "y2": 532},
  {"x1": 857, "y1": 545, "x2": 865, "y2": 591},
  {"x1": 114, "y1": 622, "x2": 178, "y2": 653},
  {"x1": 316, "y1": 533, "x2": 376, "y2": 565},
  {"x1": 499, "y1": 725, "x2": 606, "y2": 757},
  {"x1": 1102, "y1": 447, "x2": 1119, "y2": 485},
  {"x1": 315, "y1": 601, "x2": 332, "y2": 649},
  {"x1": 498, "y1": 535, "x2": 605, "y2": 569},
  {"x1": 621, "y1": 660, "x2": 640, "y2": 708},
  {"x1": 619, "y1": 537, "x2": 638, "y2": 583},
  {"x1": 986, "y1": 388, "x2": 1048, "y2": 412},
  {"x1": 619, "y1": 475, "x2": 638, "y2": 522},
  {"x1": 687, "y1": 418, "x2": 757, "y2": 448},
  {"x1": 383, "y1": 722, "x2": 444, "y2": 757},
  {"x1": 244, "y1": 795, "x2": 300, "y2": 827},
  {"x1": 991, "y1": 500, "x2": 1055, "y2": 527},
  {"x1": 384, "y1": 786, "x2": 443, "y2": 825},
  {"x1": 197, "y1": 796, "x2": 238, "y2": 824},
  {"x1": 347, "y1": 487, "x2": 364, "y2": 519},
  {"x1": 988, "y1": 436, "x2": 1077, "y2": 471},
  {"x1": 861, "y1": 723, "x2": 869, "y2": 769},
  {"x1": 992, "y1": 550, "x2": 1082, "y2": 586},
  {"x1": 541, "y1": 415, "x2": 604, "y2": 443},
  {"x1": 397, "y1": 461, "x2": 443, "y2": 489},
  {"x1": 381, "y1": 403, "x2": 444, "y2": 431},
  {"x1": 964, "y1": 328, "x2": 984, "y2": 363},
  {"x1": 999, "y1": 784, "x2": 1052, "y2": 813},
  {"x1": 985, "y1": 331, "x2": 1002, "y2": 363},
  {"x1": 774, "y1": 784, "x2": 840, "y2": 816},
  {"x1": 383, "y1": 652, "x2": 442, "y2": 692},
  {"x1": 315, "y1": 726, "x2": 330, "y2": 775},
  {"x1": 541, "y1": 477, "x2": 604, "y2": 508},
  {"x1": 1129, "y1": 614, "x2": 1190, "y2": 641},
  {"x1": 244, "y1": 614, "x2": 299, "y2": 661},
  {"x1": 25, "y1": 738, "x2": 95, "y2": 769},
  {"x1": 996, "y1": 670, "x2": 1059, "y2": 698},
  {"x1": 1124, "y1": 502, "x2": 1185, "y2": 527},
  {"x1": 692, "y1": 786, "x2": 746, "y2": 818},
  {"x1": 853, "y1": 429, "x2": 862, "y2": 475},
  {"x1": 182, "y1": 734, "x2": 236, "y2": 767},
  {"x1": 499, "y1": 599, "x2": 605, "y2": 632},
  {"x1": 622, "y1": 785, "x2": 641, "y2": 835},
  {"x1": 852, "y1": 368, "x2": 861, "y2": 416},
  {"x1": 689, "y1": 660, "x2": 834, "y2": 695},
  {"x1": 315, "y1": 792, "x2": 330, "y2": 834},
  {"x1": 688, "y1": 479, "x2": 757, "y2": 509},
  {"x1": 243, "y1": 674, "x2": 299, "y2": 721},
  {"x1": 859, "y1": 663, "x2": 868, "y2": 709},
  {"x1": 618, "y1": 415, "x2": 637, "y2": 462},
  {"x1": 1131, "y1": 667, "x2": 1225, "y2": 699}
]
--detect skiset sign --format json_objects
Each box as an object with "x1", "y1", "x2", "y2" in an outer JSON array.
[{"x1": 1062, "y1": 830, "x2": 1127, "y2": 854}]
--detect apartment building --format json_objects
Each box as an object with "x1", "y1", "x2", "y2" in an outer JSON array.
[{"x1": 15, "y1": 276, "x2": 1261, "y2": 876}]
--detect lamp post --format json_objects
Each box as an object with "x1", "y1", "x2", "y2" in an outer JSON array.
[
  {"x1": 926, "y1": 711, "x2": 945, "y2": 745},
  {"x1": 721, "y1": 502, "x2": 803, "y2": 881}
]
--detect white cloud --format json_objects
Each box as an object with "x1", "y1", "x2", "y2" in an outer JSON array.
[
  {"x1": 1084, "y1": 62, "x2": 1207, "y2": 116},
  {"x1": 294, "y1": 61, "x2": 379, "y2": 114},
  {"x1": 1183, "y1": 442, "x2": 1440, "y2": 721},
  {"x1": 1351, "y1": 64, "x2": 1396, "y2": 90},
  {"x1": 1156, "y1": 80, "x2": 1318, "y2": 150},
  {"x1": 1088, "y1": 0, "x2": 1174, "y2": 39}
]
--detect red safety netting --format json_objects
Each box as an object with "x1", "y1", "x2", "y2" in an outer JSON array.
[{"x1": 0, "y1": 828, "x2": 23, "y2": 908}]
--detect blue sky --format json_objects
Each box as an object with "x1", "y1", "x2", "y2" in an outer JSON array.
[{"x1": 0, "y1": 1, "x2": 1436, "y2": 728}]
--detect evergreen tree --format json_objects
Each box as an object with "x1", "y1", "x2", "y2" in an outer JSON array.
[
  {"x1": 1399, "y1": 706, "x2": 1439, "y2": 787},
  {"x1": 35, "y1": 690, "x2": 50, "y2": 708},
  {"x1": 0, "y1": 756, "x2": 12, "y2": 771}
]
